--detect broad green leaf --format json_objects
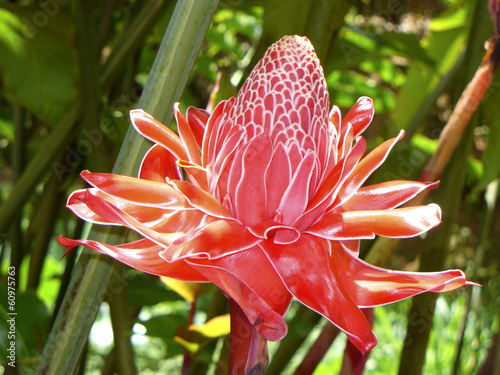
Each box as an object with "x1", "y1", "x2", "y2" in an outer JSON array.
[
  {"x1": 140, "y1": 314, "x2": 185, "y2": 358},
  {"x1": 0, "y1": 284, "x2": 49, "y2": 360},
  {"x1": 377, "y1": 32, "x2": 435, "y2": 66},
  {"x1": 430, "y1": 6, "x2": 467, "y2": 32},
  {"x1": 126, "y1": 274, "x2": 183, "y2": 306},
  {"x1": 390, "y1": 27, "x2": 465, "y2": 131},
  {"x1": 141, "y1": 313, "x2": 186, "y2": 339},
  {"x1": 328, "y1": 70, "x2": 395, "y2": 113},
  {"x1": 0, "y1": 6, "x2": 77, "y2": 125}
]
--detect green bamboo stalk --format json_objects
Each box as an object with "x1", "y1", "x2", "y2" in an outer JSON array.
[
  {"x1": 108, "y1": 263, "x2": 137, "y2": 375},
  {"x1": 36, "y1": 1, "x2": 219, "y2": 373}
]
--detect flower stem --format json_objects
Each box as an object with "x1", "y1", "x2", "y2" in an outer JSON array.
[{"x1": 229, "y1": 299, "x2": 269, "y2": 375}]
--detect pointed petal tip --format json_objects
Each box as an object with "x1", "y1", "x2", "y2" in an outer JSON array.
[
  {"x1": 80, "y1": 169, "x2": 91, "y2": 178},
  {"x1": 358, "y1": 335, "x2": 378, "y2": 354},
  {"x1": 466, "y1": 281, "x2": 482, "y2": 287},
  {"x1": 428, "y1": 203, "x2": 442, "y2": 223},
  {"x1": 429, "y1": 180, "x2": 440, "y2": 189},
  {"x1": 57, "y1": 235, "x2": 78, "y2": 259},
  {"x1": 393, "y1": 129, "x2": 406, "y2": 141},
  {"x1": 130, "y1": 108, "x2": 148, "y2": 119}
]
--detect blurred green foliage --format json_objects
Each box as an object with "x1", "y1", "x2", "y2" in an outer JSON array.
[{"x1": 1, "y1": 0, "x2": 500, "y2": 374}]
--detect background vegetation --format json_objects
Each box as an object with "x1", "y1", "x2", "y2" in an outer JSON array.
[{"x1": 1, "y1": 0, "x2": 499, "y2": 374}]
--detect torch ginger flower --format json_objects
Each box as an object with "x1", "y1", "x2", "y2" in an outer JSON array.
[{"x1": 59, "y1": 36, "x2": 471, "y2": 359}]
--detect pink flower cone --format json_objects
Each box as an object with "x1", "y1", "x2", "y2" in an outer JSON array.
[{"x1": 59, "y1": 35, "x2": 472, "y2": 356}]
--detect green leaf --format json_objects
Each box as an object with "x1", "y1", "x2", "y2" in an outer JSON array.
[
  {"x1": 140, "y1": 314, "x2": 185, "y2": 358},
  {"x1": 390, "y1": 27, "x2": 465, "y2": 131},
  {"x1": 0, "y1": 284, "x2": 49, "y2": 360},
  {"x1": 0, "y1": 5, "x2": 77, "y2": 125},
  {"x1": 377, "y1": 32, "x2": 435, "y2": 66},
  {"x1": 160, "y1": 276, "x2": 199, "y2": 303},
  {"x1": 126, "y1": 274, "x2": 183, "y2": 306},
  {"x1": 0, "y1": 107, "x2": 14, "y2": 141}
]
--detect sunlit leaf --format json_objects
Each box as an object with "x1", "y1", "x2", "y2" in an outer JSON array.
[
  {"x1": 160, "y1": 276, "x2": 199, "y2": 303},
  {"x1": 174, "y1": 314, "x2": 230, "y2": 353},
  {"x1": 0, "y1": 6, "x2": 77, "y2": 125},
  {"x1": 140, "y1": 314, "x2": 186, "y2": 358},
  {"x1": 127, "y1": 274, "x2": 183, "y2": 306},
  {"x1": 0, "y1": 285, "x2": 49, "y2": 359}
]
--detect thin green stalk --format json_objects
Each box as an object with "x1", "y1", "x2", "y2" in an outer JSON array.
[
  {"x1": 26, "y1": 171, "x2": 64, "y2": 290},
  {"x1": 37, "y1": 1, "x2": 219, "y2": 374},
  {"x1": 108, "y1": 263, "x2": 137, "y2": 375},
  {"x1": 100, "y1": 0, "x2": 172, "y2": 89},
  {"x1": 96, "y1": 0, "x2": 118, "y2": 51},
  {"x1": 73, "y1": 0, "x2": 101, "y2": 134},
  {"x1": 10, "y1": 105, "x2": 25, "y2": 289},
  {"x1": 51, "y1": 218, "x2": 84, "y2": 327},
  {"x1": 451, "y1": 179, "x2": 498, "y2": 374}
]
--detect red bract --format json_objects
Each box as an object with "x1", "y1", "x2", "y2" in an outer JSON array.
[{"x1": 59, "y1": 36, "x2": 471, "y2": 355}]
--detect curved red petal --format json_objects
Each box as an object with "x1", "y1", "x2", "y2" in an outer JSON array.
[
  {"x1": 307, "y1": 137, "x2": 366, "y2": 213},
  {"x1": 58, "y1": 236, "x2": 207, "y2": 281},
  {"x1": 295, "y1": 137, "x2": 367, "y2": 231},
  {"x1": 202, "y1": 98, "x2": 235, "y2": 168},
  {"x1": 139, "y1": 144, "x2": 183, "y2": 182},
  {"x1": 82, "y1": 190, "x2": 202, "y2": 246},
  {"x1": 336, "y1": 130, "x2": 405, "y2": 206},
  {"x1": 260, "y1": 234, "x2": 377, "y2": 353},
  {"x1": 81, "y1": 170, "x2": 190, "y2": 209},
  {"x1": 160, "y1": 219, "x2": 261, "y2": 262},
  {"x1": 185, "y1": 250, "x2": 290, "y2": 342},
  {"x1": 174, "y1": 103, "x2": 202, "y2": 166},
  {"x1": 166, "y1": 178, "x2": 233, "y2": 220},
  {"x1": 341, "y1": 180, "x2": 439, "y2": 211},
  {"x1": 186, "y1": 106, "x2": 208, "y2": 147},
  {"x1": 130, "y1": 109, "x2": 188, "y2": 161},
  {"x1": 331, "y1": 242, "x2": 470, "y2": 307},
  {"x1": 278, "y1": 151, "x2": 316, "y2": 225},
  {"x1": 342, "y1": 97, "x2": 374, "y2": 138},
  {"x1": 66, "y1": 189, "x2": 117, "y2": 225},
  {"x1": 265, "y1": 143, "x2": 291, "y2": 219},
  {"x1": 234, "y1": 133, "x2": 273, "y2": 226},
  {"x1": 307, "y1": 204, "x2": 442, "y2": 240}
]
